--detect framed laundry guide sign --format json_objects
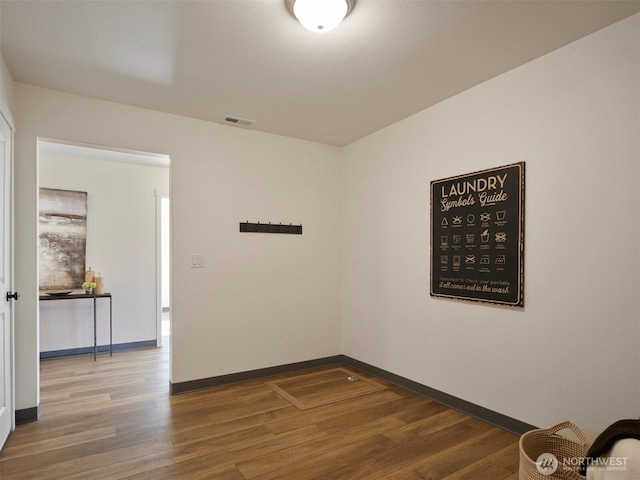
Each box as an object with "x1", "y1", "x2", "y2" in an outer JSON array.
[{"x1": 430, "y1": 162, "x2": 525, "y2": 307}]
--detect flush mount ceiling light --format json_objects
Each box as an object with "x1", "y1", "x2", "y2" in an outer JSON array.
[{"x1": 286, "y1": 0, "x2": 355, "y2": 33}]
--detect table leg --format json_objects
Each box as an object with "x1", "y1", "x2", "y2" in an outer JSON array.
[
  {"x1": 109, "y1": 295, "x2": 113, "y2": 356},
  {"x1": 93, "y1": 295, "x2": 97, "y2": 361}
]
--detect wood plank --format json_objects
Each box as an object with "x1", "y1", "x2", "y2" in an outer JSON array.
[
  {"x1": 266, "y1": 367, "x2": 386, "y2": 410},
  {"x1": 310, "y1": 418, "x2": 494, "y2": 479},
  {"x1": 487, "y1": 439, "x2": 521, "y2": 472},
  {"x1": 385, "y1": 426, "x2": 517, "y2": 479},
  {"x1": 250, "y1": 434, "x2": 398, "y2": 480},
  {"x1": 440, "y1": 458, "x2": 514, "y2": 480},
  {"x1": 0, "y1": 347, "x2": 520, "y2": 480},
  {"x1": 0, "y1": 426, "x2": 116, "y2": 461},
  {"x1": 237, "y1": 416, "x2": 406, "y2": 479},
  {"x1": 0, "y1": 434, "x2": 173, "y2": 480}
]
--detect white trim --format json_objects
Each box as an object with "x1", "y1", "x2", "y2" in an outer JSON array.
[
  {"x1": 10, "y1": 118, "x2": 14, "y2": 433},
  {"x1": 0, "y1": 103, "x2": 15, "y2": 130},
  {"x1": 1, "y1": 105, "x2": 15, "y2": 433},
  {"x1": 155, "y1": 194, "x2": 163, "y2": 347}
]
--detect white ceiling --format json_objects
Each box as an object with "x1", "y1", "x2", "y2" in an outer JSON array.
[{"x1": 2, "y1": 0, "x2": 639, "y2": 146}]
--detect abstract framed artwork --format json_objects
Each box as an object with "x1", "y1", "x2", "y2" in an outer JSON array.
[{"x1": 39, "y1": 188, "x2": 88, "y2": 291}]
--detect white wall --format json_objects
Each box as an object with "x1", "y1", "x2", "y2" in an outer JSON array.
[
  {"x1": 14, "y1": 85, "x2": 342, "y2": 411},
  {"x1": 38, "y1": 154, "x2": 169, "y2": 352},
  {"x1": 1, "y1": 2, "x2": 16, "y2": 115},
  {"x1": 341, "y1": 14, "x2": 639, "y2": 436}
]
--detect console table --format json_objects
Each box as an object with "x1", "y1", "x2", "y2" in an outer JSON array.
[{"x1": 39, "y1": 293, "x2": 112, "y2": 361}]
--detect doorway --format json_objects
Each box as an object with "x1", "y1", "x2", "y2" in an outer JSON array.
[{"x1": 37, "y1": 139, "x2": 170, "y2": 359}]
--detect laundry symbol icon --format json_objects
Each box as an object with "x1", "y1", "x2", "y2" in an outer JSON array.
[
  {"x1": 466, "y1": 214, "x2": 475, "y2": 224},
  {"x1": 440, "y1": 255, "x2": 448, "y2": 264},
  {"x1": 441, "y1": 217, "x2": 448, "y2": 226},
  {"x1": 452, "y1": 216, "x2": 463, "y2": 225},
  {"x1": 441, "y1": 235, "x2": 449, "y2": 246},
  {"x1": 480, "y1": 255, "x2": 490, "y2": 264},
  {"x1": 481, "y1": 230, "x2": 490, "y2": 242},
  {"x1": 495, "y1": 255, "x2": 506, "y2": 264},
  {"x1": 466, "y1": 234, "x2": 475, "y2": 243},
  {"x1": 496, "y1": 210, "x2": 506, "y2": 221},
  {"x1": 453, "y1": 255, "x2": 461, "y2": 267},
  {"x1": 465, "y1": 255, "x2": 475, "y2": 264},
  {"x1": 495, "y1": 232, "x2": 507, "y2": 242},
  {"x1": 480, "y1": 212, "x2": 491, "y2": 222},
  {"x1": 453, "y1": 235, "x2": 461, "y2": 244}
]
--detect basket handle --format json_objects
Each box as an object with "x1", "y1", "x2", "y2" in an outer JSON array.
[{"x1": 541, "y1": 420, "x2": 592, "y2": 447}]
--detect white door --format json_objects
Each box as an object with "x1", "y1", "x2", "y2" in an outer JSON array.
[{"x1": 0, "y1": 111, "x2": 14, "y2": 451}]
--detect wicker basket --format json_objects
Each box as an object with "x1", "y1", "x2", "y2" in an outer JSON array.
[{"x1": 519, "y1": 421, "x2": 592, "y2": 480}]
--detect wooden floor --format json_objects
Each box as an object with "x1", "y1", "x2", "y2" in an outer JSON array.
[{"x1": 0, "y1": 345, "x2": 520, "y2": 479}]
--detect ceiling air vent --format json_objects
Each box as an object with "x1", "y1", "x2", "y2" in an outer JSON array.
[{"x1": 224, "y1": 116, "x2": 256, "y2": 128}]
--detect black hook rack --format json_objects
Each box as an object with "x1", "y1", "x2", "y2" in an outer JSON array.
[{"x1": 240, "y1": 221, "x2": 302, "y2": 235}]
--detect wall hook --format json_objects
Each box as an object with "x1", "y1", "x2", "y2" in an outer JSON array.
[{"x1": 239, "y1": 221, "x2": 302, "y2": 235}]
